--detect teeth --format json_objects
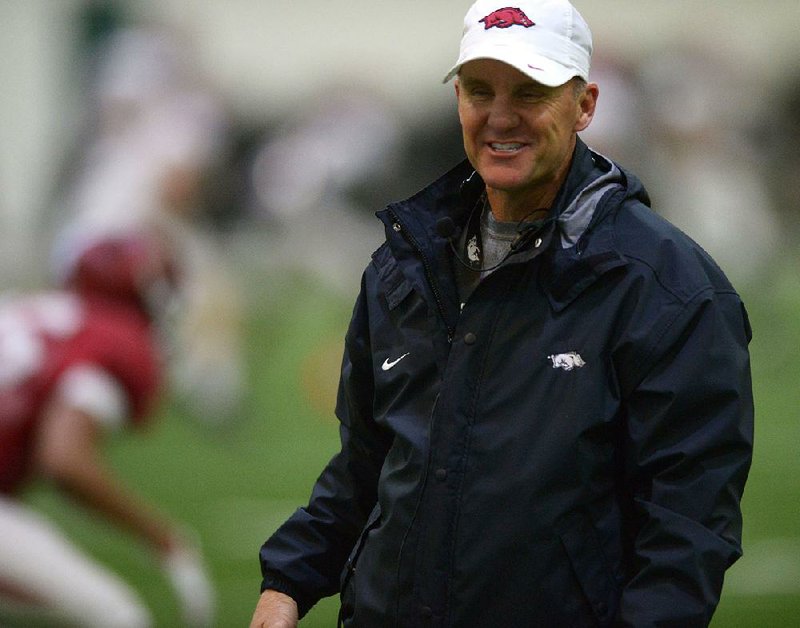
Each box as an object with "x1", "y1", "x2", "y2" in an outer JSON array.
[{"x1": 491, "y1": 143, "x2": 523, "y2": 152}]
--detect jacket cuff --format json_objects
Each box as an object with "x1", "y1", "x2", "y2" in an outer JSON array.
[{"x1": 261, "y1": 572, "x2": 314, "y2": 619}]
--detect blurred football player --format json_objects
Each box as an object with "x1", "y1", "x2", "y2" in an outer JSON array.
[
  {"x1": 51, "y1": 24, "x2": 246, "y2": 429},
  {"x1": 0, "y1": 232, "x2": 214, "y2": 627}
]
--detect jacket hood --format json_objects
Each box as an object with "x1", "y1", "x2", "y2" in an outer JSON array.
[{"x1": 539, "y1": 138, "x2": 651, "y2": 250}]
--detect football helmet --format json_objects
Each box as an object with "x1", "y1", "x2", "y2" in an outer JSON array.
[{"x1": 63, "y1": 232, "x2": 180, "y2": 320}]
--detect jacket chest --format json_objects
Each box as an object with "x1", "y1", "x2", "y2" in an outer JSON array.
[{"x1": 370, "y1": 258, "x2": 621, "y2": 456}]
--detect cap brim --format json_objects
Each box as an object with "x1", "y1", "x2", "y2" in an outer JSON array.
[{"x1": 443, "y1": 45, "x2": 578, "y2": 87}]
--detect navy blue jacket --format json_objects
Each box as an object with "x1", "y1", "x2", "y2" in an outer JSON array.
[{"x1": 259, "y1": 139, "x2": 754, "y2": 627}]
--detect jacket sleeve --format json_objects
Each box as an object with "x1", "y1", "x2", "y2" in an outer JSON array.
[
  {"x1": 617, "y1": 288, "x2": 754, "y2": 627},
  {"x1": 258, "y1": 273, "x2": 391, "y2": 617}
]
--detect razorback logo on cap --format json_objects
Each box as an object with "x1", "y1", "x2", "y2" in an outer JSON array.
[{"x1": 479, "y1": 7, "x2": 536, "y2": 30}]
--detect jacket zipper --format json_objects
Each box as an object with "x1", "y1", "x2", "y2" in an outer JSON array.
[
  {"x1": 393, "y1": 392, "x2": 441, "y2": 627},
  {"x1": 387, "y1": 210, "x2": 455, "y2": 343}
]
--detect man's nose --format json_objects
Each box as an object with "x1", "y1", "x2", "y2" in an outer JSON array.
[{"x1": 487, "y1": 98, "x2": 520, "y2": 129}]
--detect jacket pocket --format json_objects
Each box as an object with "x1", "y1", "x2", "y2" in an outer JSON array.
[
  {"x1": 385, "y1": 273, "x2": 413, "y2": 310},
  {"x1": 374, "y1": 245, "x2": 413, "y2": 311},
  {"x1": 558, "y1": 511, "x2": 619, "y2": 626},
  {"x1": 339, "y1": 503, "x2": 382, "y2": 623}
]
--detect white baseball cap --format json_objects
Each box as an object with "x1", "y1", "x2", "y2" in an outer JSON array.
[{"x1": 443, "y1": 0, "x2": 592, "y2": 87}]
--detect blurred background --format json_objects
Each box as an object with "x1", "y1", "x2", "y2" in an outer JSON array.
[{"x1": 1, "y1": 0, "x2": 799, "y2": 626}]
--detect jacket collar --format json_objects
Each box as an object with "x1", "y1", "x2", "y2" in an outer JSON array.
[
  {"x1": 449, "y1": 139, "x2": 635, "y2": 312},
  {"x1": 551, "y1": 137, "x2": 598, "y2": 219},
  {"x1": 377, "y1": 138, "x2": 648, "y2": 312}
]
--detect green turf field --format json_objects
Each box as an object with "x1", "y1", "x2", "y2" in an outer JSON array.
[{"x1": 22, "y1": 256, "x2": 800, "y2": 627}]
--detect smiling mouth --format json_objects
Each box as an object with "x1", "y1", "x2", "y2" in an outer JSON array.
[{"x1": 490, "y1": 142, "x2": 525, "y2": 153}]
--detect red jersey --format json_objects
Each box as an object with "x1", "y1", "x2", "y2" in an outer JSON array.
[{"x1": 0, "y1": 291, "x2": 162, "y2": 494}]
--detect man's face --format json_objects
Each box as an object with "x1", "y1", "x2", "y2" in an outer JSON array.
[{"x1": 456, "y1": 59, "x2": 595, "y2": 206}]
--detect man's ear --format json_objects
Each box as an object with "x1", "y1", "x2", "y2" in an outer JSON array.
[{"x1": 575, "y1": 82, "x2": 599, "y2": 132}]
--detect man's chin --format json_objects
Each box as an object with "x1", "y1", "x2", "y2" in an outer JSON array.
[{"x1": 481, "y1": 172, "x2": 532, "y2": 195}]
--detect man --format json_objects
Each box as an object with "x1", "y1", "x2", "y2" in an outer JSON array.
[
  {"x1": 0, "y1": 234, "x2": 214, "y2": 627},
  {"x1": 251, "y1": 0, "x2": 754, "y2": 626}
]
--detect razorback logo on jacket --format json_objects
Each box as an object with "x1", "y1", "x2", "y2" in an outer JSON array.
[
  {"x1": 479, "y1": 7, "x2": 535, "y2": 29},
  {"x1": 548, "y1": 352, "x2": 586, "y2": 371}
]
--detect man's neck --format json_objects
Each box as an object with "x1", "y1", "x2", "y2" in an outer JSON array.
[
  {"x1": 485, "y1": 145, "x2": 576, "y2": 223},
  {"x1": 486, "y1": 188, "x2": 556, "y2": 223}
]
